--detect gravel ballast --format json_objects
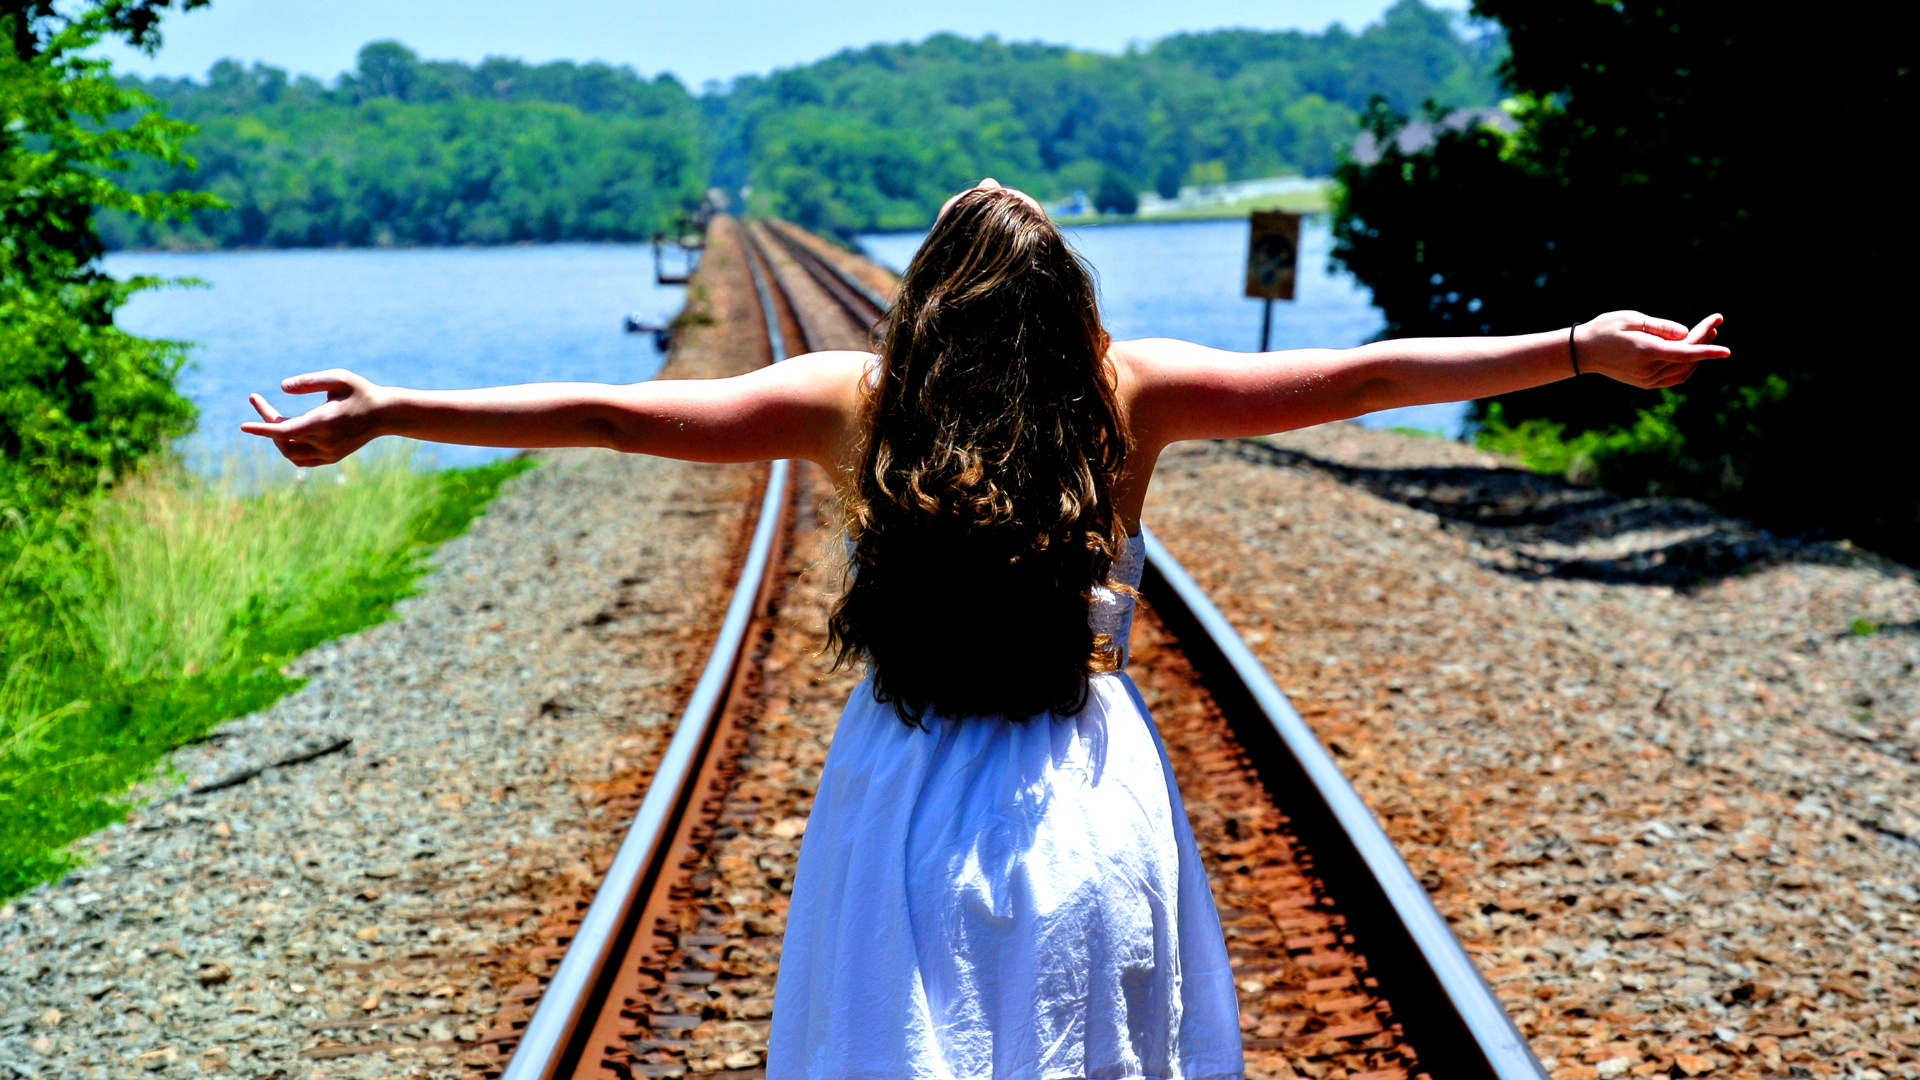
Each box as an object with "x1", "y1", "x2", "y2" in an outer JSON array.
[{"x1": 1144, "y1": 426, "x2": 1919, "y2": 1079}]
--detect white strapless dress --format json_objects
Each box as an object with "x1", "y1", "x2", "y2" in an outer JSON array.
[{"x1": 767, "y1": 535, "x2": 1244, "y2": 1080}]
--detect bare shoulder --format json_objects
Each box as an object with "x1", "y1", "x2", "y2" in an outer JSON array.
[
  {"x1": 765, "y1": 350, "x2": 873, "y2": 469},
  {"x1": 1108, "y1": 336, "x2": 1350, "y2": 447},
  {"x1": 703, "y1": 349, "x2": 874, "y2": 414},
  {"x1": 731, "y1": 348, "x2": 873, "y2": 388},
  {"x1": 1108, "y1": 336, "x2": 1201, "y2": 378},
  {"x1": 1107, "y1": 337, "x2": 1234, "y2": 449},
  {"x1": 788, "y1": 349, "x2": 878, "y2": 371},
  {"x1": 1108, "y1": 336, "x2": 1260, "y2": 393}
]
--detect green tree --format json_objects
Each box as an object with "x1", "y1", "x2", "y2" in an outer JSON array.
[
  {"x1": 352, "y1": 39, "x2": 417, "y2": 100},
  {"x1": 2, "y1": 0, "x2": 218, "y2": 516},
  {"x1": 1094, "y1": 170, "x2": 1138, "y2": 215},
  {"x1": 1334, "y1": 1, "x2": 1917, "y2": 562}
]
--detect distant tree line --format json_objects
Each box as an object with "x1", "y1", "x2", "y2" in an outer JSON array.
[
  {"x1": 714, "y1": 0, "x2": 1501, "y2": 232},
  {"x1": 101, "y1": 0, "x2": 1501, "y2": 245},
  {"x1": 101, "y1": 44, "x2": 708, "y2": 248}
]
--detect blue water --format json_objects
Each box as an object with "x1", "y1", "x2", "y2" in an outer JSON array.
[
  {"x1": 859, "y1": 218, "x2": 1470, "y2": 437},
  {"x1": 104, "y1": 220, "x2": 1466, "y2": 473},
  {"x1": 105, "y1": 245, "x2": 683, "y2": 468}
]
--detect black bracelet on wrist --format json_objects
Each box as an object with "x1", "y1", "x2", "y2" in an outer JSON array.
[{"x1": 1568, "y1": 323, "x2": 1582, "y2": 376}]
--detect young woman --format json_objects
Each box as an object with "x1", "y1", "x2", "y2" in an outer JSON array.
[{"x1": 243, "y1": 180, "x2": 1726, "y2": 1079}]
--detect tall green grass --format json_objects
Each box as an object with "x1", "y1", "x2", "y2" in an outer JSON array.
[{"x1": 0, "y1": 448, "x2": 534, "y2": 899}]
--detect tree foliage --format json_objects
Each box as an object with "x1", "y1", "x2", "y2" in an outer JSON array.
[
  {"x1": 103, "y1": 42, "x2": 708, "y2": 248},
  {"x1": 718, "y1": 0, "x2": 1502, "y2": 233},
  {"x1": 1334, "y1": 0, "x2": 1916, "y2": 561},
  {"x1": 1, "y1": 0, "x2": 215, "y2": 516},
  {"x1": 106, "y1": 0, "x2": 1500, "y2": 243}
]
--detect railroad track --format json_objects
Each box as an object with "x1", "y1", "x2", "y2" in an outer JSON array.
[{"x1": 483, "y1": 219, "x2": 1547, "y2": 1080}]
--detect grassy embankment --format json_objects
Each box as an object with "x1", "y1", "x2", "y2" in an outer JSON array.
[{"x1": 0, "y1": 450, "x2": 534, "y2": 899}]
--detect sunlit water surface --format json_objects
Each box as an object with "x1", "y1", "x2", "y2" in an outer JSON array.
[
  {"x1": 105, "y1": 244, "x2": 682, "y2": 468},
  {"x1": 106, "y1": 220, "x2": 1466, "y2": 473}
]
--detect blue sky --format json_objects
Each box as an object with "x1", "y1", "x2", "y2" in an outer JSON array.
[{"x1": 99, "y1": 0, "x2": 1472, "y2": 89}]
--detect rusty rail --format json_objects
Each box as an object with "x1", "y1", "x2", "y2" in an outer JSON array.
[
  {"x1": 497, "y1": 227, "x2": 799, "y2": 1080},
  {"x1": 1141, "y1": 529, "x2": 1548, "y2": 1080},
  {"x1": 761, "y1": 220, "x2": 891, "y2": 324}
]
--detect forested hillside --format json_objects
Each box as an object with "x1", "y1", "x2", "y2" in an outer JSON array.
[
  {"x1": 716, "y1": 0, "x2": 1500, "y2": 231},
  {"x1": 101, "y1": 44, "x2": 709, "y2": 248},
  {"x1": 103, "y1": 0, "x2": 1500, "y2": 245}
]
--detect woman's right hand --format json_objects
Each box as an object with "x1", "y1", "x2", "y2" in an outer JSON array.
[{"x1": 240, "y1": 369, "x2": 388, "y2": 466}]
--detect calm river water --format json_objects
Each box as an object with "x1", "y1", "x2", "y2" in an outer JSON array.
[
  {"x1": 106, "y1": 218, "x2": 1465, "y2": 470},
  {"x1": 106, "y1": 244, "x2": 685, "y2": 468}
]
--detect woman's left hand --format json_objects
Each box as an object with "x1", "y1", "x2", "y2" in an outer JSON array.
[
  {"x1": 1576, "y1": 311, "x2": 1729, "y2": 389},
  {"x1": 240, "y1": 370, "x2": 388, "y2": 466}
]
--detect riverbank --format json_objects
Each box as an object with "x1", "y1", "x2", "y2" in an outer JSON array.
[
  {"x1": 1051, "y1": 176, "x2": 1336, "y2": 226},
  {"x1": 0, "y1": 453, "x2": 531, "y2": 899}
]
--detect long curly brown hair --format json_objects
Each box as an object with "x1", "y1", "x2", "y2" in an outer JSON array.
[{"x1": 827, "y1": 188, "x2": 1129, "y2": 725}]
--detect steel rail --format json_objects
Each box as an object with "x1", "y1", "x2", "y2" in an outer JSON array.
[
  {"x1": 761, "y1": 220, "x2": 891, "y2": 321},
  {"x1": 498, "y1": 224, "x2": 796, "y2": 1080},
  {"x1": 1140, "y1": 526, "x2": 1549, "y2": 1080},
  {"x1": 743, "y1": 222, "x2": 792, "y2": 362}
]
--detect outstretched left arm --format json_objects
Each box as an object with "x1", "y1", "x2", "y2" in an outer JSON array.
[{"x1": 1123, "y1": 311, "x2": 1728, "y2": 448}]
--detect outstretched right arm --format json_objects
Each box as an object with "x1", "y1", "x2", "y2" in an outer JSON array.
[{"x1": 239, "y1": 351, "x2": 869, "y2": 470}]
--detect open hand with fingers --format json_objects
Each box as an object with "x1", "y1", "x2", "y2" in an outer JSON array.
[
  {"x1": 240, "y1": 369, "x2": 388, "y2": 466},
  {"x1": 1575, "y1": 311, "x2": 1728, "y2": 389}
]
